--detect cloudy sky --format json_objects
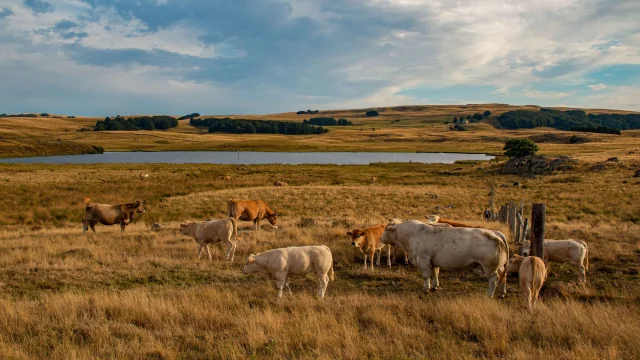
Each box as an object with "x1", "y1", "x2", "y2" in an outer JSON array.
[{"x1": 1, "y1": 0, "x2": 639, "y2": 116}]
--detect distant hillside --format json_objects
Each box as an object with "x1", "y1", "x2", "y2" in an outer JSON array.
[{"x1": 496, "y1": 109, "x2": 640, "y2": 133}]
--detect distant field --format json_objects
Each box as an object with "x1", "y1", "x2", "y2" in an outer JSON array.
[{"x1": 2, "y1": 104, "x2": 638, "y2": 160}]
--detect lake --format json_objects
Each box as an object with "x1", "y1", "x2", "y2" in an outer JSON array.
[{"x1": 0, "y1": 151, "x2": 494, "y2": 165}]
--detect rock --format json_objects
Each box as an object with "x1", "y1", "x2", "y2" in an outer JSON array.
[
  {"x1": 634, "y1": 170, "x2": 640, "y2": 178},
  {"x1": 513, "y1": 181, "x2": 520, "y2": 187},
  {"x1": 428, "y1": 194, "x2": 439, "y2": 200},
  {"x1": 606, "y1": 157, "x2": 619, "y2": 162},
  {"x1": 151, "y1": 223, "x2": 162, "y2": 230},
  {"x1": 591, "y1": 164, "x2": 607, "y2": 171},
  {"x1": 498, "y1": 155, "x2": 577, "y2": 177},
  {"x1": 445, "y1": 204, "x2": 456, "y2": 209}
]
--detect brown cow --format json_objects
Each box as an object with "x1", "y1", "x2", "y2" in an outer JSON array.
[
  {"x1": 425, "y1": 214, "x2": 483, "y2": 228},
  {"x1": 347, "y1": 224, "x2": 392, "y2": 270},
  {"x1": 274, "y1": 181, "x2": 288, "y2": 186},
  {"x1": 506, "y1": 255, "x2": 547, "y2": 311},
  {"x1": 82, "y1": 197, "x2": 146, "y2": 234},
  {"x1": 227, "y1": 199, "x2": 278, "y2": 233}
]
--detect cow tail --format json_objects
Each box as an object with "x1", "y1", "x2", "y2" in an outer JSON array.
[
  {"x1": 499, "y1": 233, "x2": 509, "y2": 286},
  {"x1": 581, "y1": 241, "x2": 589, "y2": 271},
  {"x1": 329, "y1": 262, "x2": 335, "y2": 281}
]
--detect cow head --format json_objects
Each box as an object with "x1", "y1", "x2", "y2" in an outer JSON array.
[
  {"x1": 347, "y1": 229, "x2": 366, "y2": 248},
  {"x1": 424, "y1": 214, "x2": 439, "y2": 224},
  {"x1": 133, "y1": 200, "x2": 146, "y2": 214},
  {"x1": 380, "y1": 223, "x2": 399, "y2": 245},
  {"x1": 266, "y1": 212, "x2": 278, "y2": 229},
  {"x1": 506, "y1": 254, "x2": 525, "y2": 273},
  {"x1": 179, "y1": 221, "x2": 195, "y2": 236},
  {"x1": 242, "y1": 254, "x2": 260, "y2": 274}
]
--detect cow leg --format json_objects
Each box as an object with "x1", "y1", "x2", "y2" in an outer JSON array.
[
  {"x1": 90, "y1": 221, "x2": 97, "y2": 233},
  {"x1": 228, "y1": 240, "x2": 236, "y2": 261},
  {"x1": 386, "y1": 245, "x2": 392, "y2": 267},
  {"x1": 498, "y1": 266, "x2": 507, "y2": 298},
  {"x1": 317, "y1": 272, "x2": 329, "y2": 298},
  {"x1": 416, "y1": 255, "x2": 432, "y2": 291},
  {"x1": 275, "y1": 271, "x2": 287, "y2": 298},
  {"x1": 484, "y1": 267, "x2": 499, "y2": 298},
  {"x1": 370, "y1": 248, "x2": 376, "y2": 270},
  {"x1": 205, "y1": 245, "x2": 213, "y2": 261},
  {"x1": 285, "y1": 277, "x2": 293, "y2": 296},
  {"x1": 197, "y1": 246, "x2": 204, "y2": 259},
  {"x1": 120, "y1": 222, "x2": 126, "y2": 233},
  {"x1": 431, "y1": 267, "x2": 440, "y2": 290},
  {"x1": 375, "y1": 249, "x2": 381, "y2": 267},
  {"x1": 82, "y1": 220, "x2": 89, "y2": 234},
  {"x1": 363, "y1": 254, "x2": 368, "y2": 270},
  {"x1": 577, "y1": 262, "x2": 587, "y2": 285},
  {"x1": 523, "y1": 287, "x2": 533, "y2": 312},
  {"x1": 254, "y1": 219, "x2": 260, "y2": 231},
  {"x1": 404, "y1": 252, "x2": 409, "y2": 265}
]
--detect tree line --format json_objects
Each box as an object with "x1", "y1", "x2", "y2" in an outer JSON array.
[
  {"x1": 303, "y1": 117, "x2": 352, "y2": 126},
  {"x1": 191, "y1": 117, "x2": 328, "y2": 135},
  {"x1": 94, "y1": 116, "x2": 179, "y2": 131},
  {"x1": 496, "y1": 109, "x2": 639, "y2": 133}
]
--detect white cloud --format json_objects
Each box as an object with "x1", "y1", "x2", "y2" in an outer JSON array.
[{"x1": 588, "y1": 83, "x2": 609, "y2": 91}]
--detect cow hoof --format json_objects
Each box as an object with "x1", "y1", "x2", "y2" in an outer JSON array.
[{"x1": 429, "y1": 287, "x2": 438, "y2": 292}]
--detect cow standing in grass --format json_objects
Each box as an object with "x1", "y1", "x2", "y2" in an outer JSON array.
[
  {"x1": 227, "y1": 199, "x2": 278, "y2": 233},
  {"x1": 522, "y1": 239, "x2": 588, "y2": 285},
  {"x1": 381, "y1": 219, "x2": 509, "y2": 298},
  {"x1": 82, "y1": 197, "x2": 146, "y2": 234},
  {"x1": 506, "y1": 255, "x2": 547, "y2": 311},
  {"x1": 347, "y1": 224, "x2": 391, "y2": 270},
  {"x1": 179, "y1": 218, "x2": 240, "y2": 261}
]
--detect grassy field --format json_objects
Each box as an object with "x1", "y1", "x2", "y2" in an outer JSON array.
[
  {"x1": 2, "y1": 104, "x2": 639, "y2": 159},
  {"x1": 0, "y1": 155, "x2": 638, "y2": 358}
]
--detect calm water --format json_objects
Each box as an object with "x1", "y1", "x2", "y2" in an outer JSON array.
[{"x1": 0, "y1": 151, "x2": 494, "y2": 165}]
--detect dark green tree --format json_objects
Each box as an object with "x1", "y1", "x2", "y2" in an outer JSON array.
[{"x1": 503, "y1": 138, "x2": 539, "y2": 157}]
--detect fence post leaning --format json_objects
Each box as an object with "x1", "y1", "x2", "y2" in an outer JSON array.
[
  {"x1": 508, "y1": 201, "x2": 516, "y2": 236},
  {"x1": 515, "y1": 212, "x2": 522, "y2": 244},
  {"x1": 530, "y1": 204, "x2": 546, "y2": 259}
]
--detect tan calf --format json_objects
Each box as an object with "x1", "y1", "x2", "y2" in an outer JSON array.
[
  {"x1": 347, "y1": 224, "x2": 391, "y2": 270},
  {"x1": 507, "y1": 255, "x2": 547, "y2": 311}
]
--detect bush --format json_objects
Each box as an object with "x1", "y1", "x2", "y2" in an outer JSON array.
[
  {"x1": 177, "y1": 113, "x2": 200, "y2": 120},
  {"x1": 296, "y1": 217, "x2": 316, "y2": 228},
  {"x1": 94, "y1": 116, "x2": 179, "y2": 131},
  {"x1": 451, "y1": 124, "x2": 467, "y2": 131},
  {"x1": 365, "y1": 110, "x2": 379, "y2": 117},
  {"x1": 483, "y1": 110, "x2": 492, "y2": 117},
  {"x1": 303, "y1": 117, "x2": 352, "y2": 126},
  {"x1": 67, "y1": 116, "x2": 76, "y2": 118},
  {"x1": 570, "y1": 126, "x2": 621, "y2": 135},
  {"x1": 503, "y1": 138, "x2": 539, "y2": 157},
  {"x1": 496, "y1": 109, "x2": 639, "y2": 131},
  {"x1": 40, "y1": 113, "x2": 50, "y2": 117},
  {"x1": 193, "y1": 117, "x2": 328, "y2": 135}
]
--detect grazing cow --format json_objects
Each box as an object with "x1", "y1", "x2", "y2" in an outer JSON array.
[
  {"x1": 242, "y1": 245, "x2": 334, "y2": 298},
  {"x1": 483, "y1": 209, "x2": 492, "y2": 222},
  {"x1": 82, "y1": 198, "x2": 145, "y2": 234},
  {"x1": 219, "y1": 176, "x2": 231, "y2": 181},
  {"x1": 274, "y1": 181, "x2": 288, "y2": 186},
  {"x1": 139, "y1": 173, "x2": 149, "y2": 180},
  {"x1": 522, "y1": 239, "x2": 588, "y2": 284},
  {"x1": 179, "y1": 218, "x2": 240, "y2": 261},
  {"x1": 506, "y1": 255, "x2": 547, "y2": 311},
  {"x1": 227, "y1": 199, "x2": 278, "y2": 233},
  {"x1": 381, "y1": 220, "x2": 509, "y2": 297},
  {"x1": 347, "y1": 224, "x2": 391, "y2": 270}
]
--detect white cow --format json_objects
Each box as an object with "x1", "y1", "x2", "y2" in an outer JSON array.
[
  {"x1": 521, "y1": 239, "x2": 588, "y2": 284},
  {"x1": 506, "y1": 254, "x2": 547, "y2": 312},
  {"x1": 242, "y1": 245, "x2": 334, "y2": 298},
  {"x1": 179, "y1": 218, "x2": 240, "y2": 261},
  {"x1": 381, "y1": 220, "x2": 509, "y2": 298}
]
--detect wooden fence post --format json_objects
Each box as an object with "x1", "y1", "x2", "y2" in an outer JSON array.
[
  {"x1": 521, "y1": 218, "x2": 529, "y2": 243},
  {"x1": 489, "y1": 185, "x2": 495, "y2": 219},
  {"x1": 515, "y1": 212, "x2": 522, "y2": 244},
  {"x1": 530, "y1": 204, "x2": 546, "y2": 259},
  {"x1": 508, "y1": 201, "x2": 516, "y2": 235}
]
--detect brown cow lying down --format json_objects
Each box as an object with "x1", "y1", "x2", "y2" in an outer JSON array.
[
  {"x1": 83, "y1": 198, "x2": 145, "y2": 234},
  {"x1": 506, "y1": 255, "x2": 547, "y2": 312},
  {"x1": 228, "y1": 199, "x2": 278, "y2": 232},
  {"x1": 179, "y1": 218, "x2": 240, "y2": 261},
  {"x1": 242, "y1": 245, "x2": 334, "y2": 298}
]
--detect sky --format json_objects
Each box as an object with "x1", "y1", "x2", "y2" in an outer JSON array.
[{"x1": 0, "y1": 0, "x2": 639, "y2": 116}]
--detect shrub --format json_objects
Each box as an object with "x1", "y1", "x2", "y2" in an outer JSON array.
[
  {"x1": 483, "y1": 110, "x2": 492, "y2": 117},
  {"x1": 194, "y1": 117, "x2": 327, "y2": 135},
  {"x1": 365, "y1": 110, "x2": 379, "y2": 117},
  {"x1": 94, "y1": 116, "x2": 179, "y2": 131},
  {"x1": 177, "y1": 113, "x2": 200, "y2": 120},
  {"x1": 40, "y1": 113, "x2": 50, "y2": 117},
  {"x1": 296, "y1": 217, "x2": 316, "y2": 228},
  {"x1": 303, "y1": 117, "x2": 352, "y2": 126},
  {"x1": 67, "y1": 116, "x2": 76, "y2": 118},
  {"x1": 451, "y1": 124, "x2": 467, "y2": 131},
  {"x1": 503, "y1": 138, "x2": 539, "y2": 157}
]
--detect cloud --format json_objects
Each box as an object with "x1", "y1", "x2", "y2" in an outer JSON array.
[
  {"x1": 0, "y1": 0, "x2": 639, "y2": 114},
  {"x1": 588, "y1": 83, "x2": 609, "y2": 91},
  {"x1": 0, "y1": 7, "x2": 14, "y2": 19},
  {"x1": 23, "y1": 0, "x2": 54, "y2": 14}
]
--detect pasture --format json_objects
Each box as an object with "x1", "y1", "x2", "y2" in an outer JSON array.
[{"x1": 0, "y1": 156, "x2": 638, "y2": 359}]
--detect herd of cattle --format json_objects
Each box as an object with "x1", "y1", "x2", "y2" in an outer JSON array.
[{"x1": 81, "y1": 197, "x2": 589, "y2": 311}]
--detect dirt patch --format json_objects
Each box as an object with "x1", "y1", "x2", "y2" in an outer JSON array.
[{"x1": 496, "y1": 155, "x2": 577, "y2": 177}]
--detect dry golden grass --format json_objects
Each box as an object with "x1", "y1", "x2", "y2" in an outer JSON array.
[{"x1": 0, "y1": 158, "x2": 638, "y2": 358}]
